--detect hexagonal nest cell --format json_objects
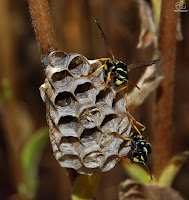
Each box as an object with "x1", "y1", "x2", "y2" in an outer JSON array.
[{"x1": 40, "y1": 50, "x2": 132, "y2": 175}]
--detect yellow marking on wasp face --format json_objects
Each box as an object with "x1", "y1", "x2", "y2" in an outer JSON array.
[
  {"x1": 112, "y1": 66, "x2": 116, "y2": 69},
  {"x1": 143, "y1": 147, "x2": 148, "y2": 155},
  {"x1": 115, "y1": 79, "x2": 124, "y2": 85},
  {"x1": 141, "y1": 155, "x2": 145, "y2": 161},
  {"x1": 141, "y1": 142, "x2": 145, "y2": 145},
  {"x1": 133, "y1": 157, "x2": 139, "y2": 163}
]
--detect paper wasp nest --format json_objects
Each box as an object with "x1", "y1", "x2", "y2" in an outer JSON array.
[{"x1": 40, "y1": 51, "x2": 132, "y2": 175}]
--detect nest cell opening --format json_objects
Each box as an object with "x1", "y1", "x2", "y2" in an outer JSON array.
[
  {"x1": 58, "y1": 116, "x2": 79, "y2": 125},
  {"x1": 80, "y1": 127, "x2": 101, "y2": 145},
  {"x1": 99, "y1": 132, "x2": 115, "y2": 149},
  {"x1": 58, "y1": 116, "x2": 84, "y2": 137},
  {"x1": 49, "y1": 51, "x2": 67, "y2": 67},
  {"x1": 118, "y1": 140, "x2": 131, "y2": 156},
  {"x1": 51, "y1": 70, "x2": 73, "y2": 82},
  {"x1": 101, "y1": 155, "x2": 118, "y2": 172},
  {"x1": 55, "y1": 91, "x2": 77, "y2": 107},
  {"x1": 59, "y1": 136, "x2": 79, "y2": 144},
  {"x1": 101, "y1": 114, "x2": 118, "y2": 127},
  {"x1": 58, "y1": 155, "x2": 82, "y2": 169},
  {"x1": 95, "y1": 88, "x2": 111, "y2": 104},
  {"x1": 68, "y1": 56, "x2": 88, "y2": 75},
  {"x1": 58, "y1": 136, "x2": 81, "y2": 155},
  {"x1": 112, "y1": 93, "x2": 126, "y2": 113},
  {"x1": 83, "y1": 151, "x2": 105, "y2": 168},
  {"x1": 74, "y1": 82, "x2": 94, "y2": 99}
]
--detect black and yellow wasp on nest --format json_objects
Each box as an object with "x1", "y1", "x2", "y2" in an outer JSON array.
[
  {"x1": 82, "y1": 19, "x2": 159, "y2": 100},
  {"x1": 115, "y1": 114, "x2": 153, "y2": 180}
]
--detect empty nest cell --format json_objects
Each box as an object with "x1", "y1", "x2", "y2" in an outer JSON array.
[
  {"x1": 112, "y1": 93, "x2": 126, "y2": 114},
  {"x1": 51, "y1": 70, "x2": 73, "y2": 82},
  {"x1": 101, "y1": 155, "x2": 118, "y2": 172},
  {"x1": 55, "y1": 91, "x2": 77, "y2": 107},
  {"x1": 100, "y1": 114, "x2": 120, "y2": 133},
  {"x1": 49, "y1": 51, "x2": 68, "y2": 68},
  {"x1": 101, "y1": 114, "x2": 118, "y2": 127},
  {"x1": 58, "y1": 154, "x2": 82, "y2": 170},
  {"x1": 68, "y1": 56, "x2": 89, "y2": 76},
  {"x1": 58, "y1": 116, "x2": 84, "y2": 137},
  {"x1": 83, "y1": 151, "x2": 105, "y2": 168},
  {"x1": 59, "y1": 136, "x2": 81, "y2": 154},
  {"x1": 74, "y1": 82, "x2": 95, "y2": 99},
  {"x1": 80, "y1": 127, "x2": 102, "y2": 146},
  {"x1": 95, "y1": 88, "x2": 113, "y2": 106},
  {"x1": 118, "y1": 140, "x2": 131, "y2": 157}
]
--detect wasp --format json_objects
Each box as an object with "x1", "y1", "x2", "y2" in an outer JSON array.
[
  {"x1": 115, "y1": 122, "x2": 153, "y2": 180},
  {"x1": 82, "y1": 19, "x2": 159, "y2": 98}
]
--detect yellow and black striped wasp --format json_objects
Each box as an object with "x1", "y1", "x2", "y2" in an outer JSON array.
[
  {"x1": 115, "y1": 115, "x2": 153, "y2": 180},
  {"x1": 82, "y1": 19, "x2": 159, "y2": 99}
]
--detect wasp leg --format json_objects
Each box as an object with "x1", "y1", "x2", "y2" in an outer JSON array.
[
  {"x1": 82, "y1": 64, "x2": 106, "y2": 78},
  {"x1": 125, "y1": 112, "x2": 142, "y2": 135},
  {"x1": 116, "y1": 156, "x2": 134, "y2": 164},
  {"x1": 113, "y1": 84, "x2": 128, "y2": 99},
  {"x1": 114, "y1": 132, "x2": 133, "y2": 142},
  {"x1": 104, "y1": 71, "x2": 111, "y2": 91},
  {"x1": 96, "y1": 58, "x2": 110, "y2": 62},
  {"x1": 142, "y1": 162, "x2": 153, "y2": 180},
  {"x1": 123, "y1": 83, "x2": 146, "y2": 135},
  {"x1": 128, "y1": 114, "x2": 146, "y2": 133}
]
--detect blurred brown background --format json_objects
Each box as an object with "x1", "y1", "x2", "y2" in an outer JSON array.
[{"x1": 0, "y1": 0, "x2": 188, "y2": 199}]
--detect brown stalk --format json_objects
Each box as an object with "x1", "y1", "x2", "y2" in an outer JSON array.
[
  {"x1": 28, "y1": 0, "x2": 78, "y2": 185},
  {"x1": 153, "y1": 0, "x2": 178, "y2": 178},
  {"x1": 28, "y1": 0, "x2": 57, "y2": 63}
]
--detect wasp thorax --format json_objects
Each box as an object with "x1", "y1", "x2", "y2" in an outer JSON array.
[{"x1": 40, "y1": 51, "x2": 132, "y2": 175}]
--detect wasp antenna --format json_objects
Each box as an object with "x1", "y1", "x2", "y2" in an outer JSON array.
[
  {"x1": 94, "y1": 19, "x2": 116, "y2": 62},
  {"x1": 128, "y1": 59, "x2": 160, "y2": 72},
  {"x1": 129, "y1": 80, "x2": 141, "y2": 90},
  {"x1": 143, "y1": 162, "x2": 153, "y2": 181}
]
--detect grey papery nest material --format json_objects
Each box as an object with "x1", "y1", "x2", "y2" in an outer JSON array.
[{"x1": 40, "y1": 51, "x2": 132, "y2": 175}]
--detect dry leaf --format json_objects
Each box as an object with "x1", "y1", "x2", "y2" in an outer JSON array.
[
  {"x1": 137, "y1": 0, "x2": 157, "y2": 49},
  {"x1": 119, "y1": 179, "x2": 184, "y2": 200},
  {"x1": 159, "y1": 151, "x2": 189, "y2": 186}
]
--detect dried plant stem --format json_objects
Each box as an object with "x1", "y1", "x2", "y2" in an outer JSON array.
[
  {"x1": 153, "y1": 0, "x2": 178, "y2": 178},
  {"x1": 28, "y1": 0, "x2": 78, "y2": 185},
  {"x1": 28, "y1": 0, "x2": 57, "y2": 62}
]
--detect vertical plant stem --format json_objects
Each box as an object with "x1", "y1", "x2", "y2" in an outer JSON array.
[
  {"x1": 28, "y1": 0, "x2": 57, "y2": 62},
  {"x1": 28, "y1": 0, "x2": 78, "y2": 185},
  {"x1": 153, "y1": 0, "x2": 178, "y2": 178}
]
